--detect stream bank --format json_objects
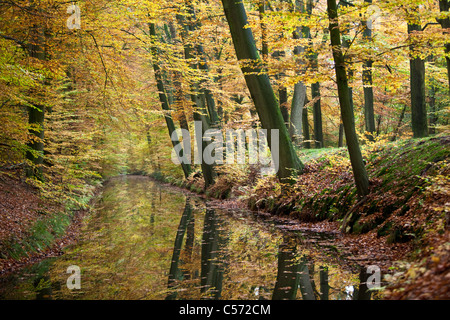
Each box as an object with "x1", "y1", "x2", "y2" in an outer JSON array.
[
  {"x1": 1, "y1": 137, "x2": 448, "y2": 299},
  {"x1": 155, "y1": 136, "x2": 450, "y2": 299}
]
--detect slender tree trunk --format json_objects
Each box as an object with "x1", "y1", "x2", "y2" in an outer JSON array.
[
  {"x1": 221, "y1": 0, "x2": 304, "y2": 183},
  {"x1": 312, "y1": 83, "x2": 323, "y2": 148},
  {"x1": 279, "y1": 86, "x2": 289, "y2": 124},
  {"x1": 307, "y1": 0, "x2": 324, "y2": 148},
  {"x1": 289, "y1": 0, "x2": 311, "y2": 147},
  {"x1": 362, "y1": 0, "x2": 376, "y2": 140},
  {"x1": 338, "y1": 122, "x2": 344, "y2": 147},
  {"x1": 302, "y1": 102, "x2": 311, "y2": 149},
  {"x1": 259, "y1": 0, "x2": 269, "y2": 61},
  {"x1": 327, "y1": 0, "x2": 370, "y2": 197},
  {"x1": 176, "y1": 8, "x2": 217, "y2": 187},
  {"x1": 25, "y1": 24, "x2": 46, "y2": 180},
  {"x1": 289, "y1": 82, "x2": 307, "y2": 145},
  {"x1": 408, "y1": 11, "x2": 428, "y2": 138},
  {"x1": 391, "y1": 104, "x2": 407, "y2": 141},
  {"x1": 164, "y1": 22, "x2": 190, "y2": 133},
  {"x1": 149, "y1": 23, "x2": 192, "y2": 179},
  {"x1": 438, "y1": 0, "x2": 450, "y2": 90}
]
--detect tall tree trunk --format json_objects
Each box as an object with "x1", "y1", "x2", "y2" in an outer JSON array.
[
  {"x1": 312, "y1": 83, "x2": 323, "y2": 148},
  {"x1": 289, "y1": 0, "x2": 311, "y2": 147},
  {"x1": 221, "y1": 0, "x2": 304, "y2": 183},
  {"x1": 391, "y1": 104, "x2": 407, "y2": 142},
  {"x1": 438, "y1": 0, "x2": 450, "y2": 91},
  {"x1": 307, "y1": 0, "x2": 324, "y2": 148},
  {"x1": 176, "y1": 7, "x2": 217, "y2": 187},
  {"x1": 164, "y1": 22, "x2": 190, "y2": 133},
  {"x1": 279, "y1": 86, "x2": 289, "y2": 124},
  {"x1": 327, "y1": 0, "x2": 370, "y2": 197},
  {"x1": 408, "y1": 11, "x2": 428, "y2": 138},
  {"x1": 362, "y1": 0, "x2": 376, "y2": 140},
  {"x1": 289, "y1": 82, "x2": 307, "y2": 145},
  {"x1": 25, "y1": 24, "x2": 47, "y2": 180},
  {"x1": 259, "y1": 0, "x2": 269, "y2": 61},
  {"x1": 338, "y1": 122, "x2": 344, "y2": 147},
  {"x1": 302, "y1": 102, "x2": 311, "y2": 149},
  {"x1": 149, "y1": 23, "x2": 192, "y2": 179}
]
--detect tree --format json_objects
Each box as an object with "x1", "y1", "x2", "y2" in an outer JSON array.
[
  {"x1": 176, "y1": 4, "x2": 217, "y2": 188},
  {"x1": 327, "y1": 0, "x2": 370, "y2": 197},
  {"x1": 149, "y1": 22, "x2": 192, "y2": 179},
  {"x1": 437, "y1": 0, "x2": 450, "y2": 90},
  {"x1": 307, "y1": 0, "x2": 324, "y2": 149},
  {"x1": 407, "y1": 8, "x2": 428, "y2": 138},
  {"x1": 221, "y1": 0, "x2": 304, "y2": 183},
  {"x1": 362, "y1": 0, "x2": 376, "y2": 140}
]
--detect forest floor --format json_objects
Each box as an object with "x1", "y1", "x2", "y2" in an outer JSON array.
[
  {"x1": 0, "y1": 135, "x2": 449, "y2": 299},
  {"x1": 0, "y1": 169, "x2": 91, "y2": 275}
]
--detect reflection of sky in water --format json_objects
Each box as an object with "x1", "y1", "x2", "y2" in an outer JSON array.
[{"x1": 0, "y1": 176, "x2": 374, "y2": 300}]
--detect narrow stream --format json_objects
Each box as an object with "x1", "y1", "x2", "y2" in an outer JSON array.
[{"x1": 0, "y1": 176, "x2": 376, "y2": 300}]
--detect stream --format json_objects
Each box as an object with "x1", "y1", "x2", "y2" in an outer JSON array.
[{"x1": 0, "y1": 175, "x2": 376, "y2": 300}]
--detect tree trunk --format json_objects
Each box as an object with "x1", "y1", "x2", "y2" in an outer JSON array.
[
  {"x1": 279, "y1": 86, "x2": 289, "y2": 124},
  {"x1": 408, "y1": 15, "x2": 428, "y2": 138},
  {"x1": 25, "y1": 25, "x2": 47, "y2": 180},
  {"x1": 362, "y1": 0, "x2": 376, "y2": 140},
  {"x1": 221, "y1": 0, "x2": 304, "y2": 183},
  {"x1": 338, "y1": 122, "x2": 344, "y2": 147},
  {"x1": 149, "y1": 23, "x2": 192, "y2": 179},
  {"x1": 312, "y1": 83, "x2": 323, "y2": 148},
  {"x1": 289, "y1": 82, "x2": 307, "y2": 146},
  {"x1": 391, "y1": 104, "x2": 407, "y2": 142},
  {"x1": 307, "y1": 0, "x2": 324, "y2": 148},
  {"x1": 302, "y1": 102, "x2": 311, "y2": 149},
  {"x1": 176, "y1": 8, "x2": 217, "y2": 187},
  {"x1": 327, "y1": 0, "x2": 370, "y2": 197},
  {"x1": 438, "y1": 1, "x2": 450, "y2": 90}
]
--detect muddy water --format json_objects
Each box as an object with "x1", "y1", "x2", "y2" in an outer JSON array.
[{"x1": 0, "y1": 176, "x2": 376, "y2": 300}]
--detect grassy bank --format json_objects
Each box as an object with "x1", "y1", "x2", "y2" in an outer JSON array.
[{"x1": 0, "y1": 169, "x2": 101, "y2": 274}]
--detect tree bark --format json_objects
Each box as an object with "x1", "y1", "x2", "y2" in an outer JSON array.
[
  {"x1": 438, "y1": 1, "x2": 450, "y2": 90},
  {"x1": 302, "y1": 101, "x2": 311, "y2": 149},
  {"x1": 176, "y1": 8, "x2": 217, "y2": 187},
  {"x1": 408, "y1": 13, "x2": 428, "y2": 138},
  {"x1": 327, "y1": 0, "x2": 370, "y2": 197},
  {"x1": 25, "y1": 24, "x2": 47, "y2": 180},
  {"x1": 289, "y1": 82, "x2": 307, "y2": 145},
  {"x1": 312, "y1": 83, "x2": 323, "y2": 148},
  {"x1": 221, "y1": 0, "x2": 304, "y2": 183},
  {"x1": 362, "y1": 0, "x2": 376, "y2": 140},
  {"x1": 149, "y1": 23, "x2": 192, "y2": 179},
  {"x1": 307, "y1": 0, "x2": 324, "y2": 148}
]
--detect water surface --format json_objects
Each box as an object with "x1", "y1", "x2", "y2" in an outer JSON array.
[{"x1": 0, "y1": 176, "x2": 374, "y2": 300}]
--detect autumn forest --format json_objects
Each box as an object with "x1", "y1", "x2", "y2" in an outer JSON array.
[{"x1": 0, "y1": 0, "x2": 449, "y2": 302}]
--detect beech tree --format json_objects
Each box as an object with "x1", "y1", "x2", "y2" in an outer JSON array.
[
  {"x1": 327, "y1": 0, "x2": 370, "y2": 197},
  {"x1": 221, "y1": 0, "x2": 304, "y2": 183},
  {"x1": 407, "y1": 7, "x2": 428, "y2": 138}
]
